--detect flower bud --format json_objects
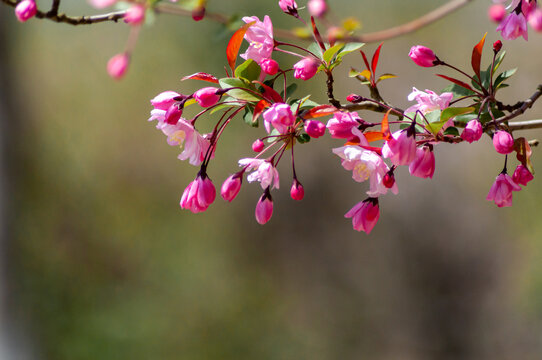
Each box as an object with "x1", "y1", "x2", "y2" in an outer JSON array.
[
  {"x1": 383, "y1": 172, "x2": 395, "y2": 189},
  {"x1": 260, "y1": 58, "x2": 279, "y2": 75},
  {"x1": 487, "y1": 172, "x2": 521, "y2": 207},
  {"x1": 221, "y1": 175, "x2": 242, "y2": 202},
  {"x1": 488, "y1": 4, "x2": 507, "y2": 23},
  {"x1": 192, "y1": 3, "x2": 205, "y2": 21},
  {"x1": 408, "y1": 46, "x2": 437, "y2": 67},
  {"x1": 460, "y1": 119, "x2": 483, "y2": 143},
  {"x1": 382, "y1": 129, "x2": 417, "y2": 166},
  {"x1": 493, "y1": 130, "x2": 514, "y2": 154},
  {"x1": 124, "y1": 4, "x2": 145, "y2": 25},
  {"x1": 409, "y1": 146, "x2": 435, "y2": 179},
  {"x1": 345, "y1": 198, "x2": 380, "y2": 234},
  {"x1": 107, "y1": 53, "x2": 129, "y2": 80},
  {"x1": 308, "y1": 0, "x2": 328, "y2": 18},
  {"x1": 150, "y1": 91, "x2": 181, "y2": 110},
  {"x1": 290, "y1": 180, "x2": 304, "y2": 201},
  {"x1": 512, "y1": 165, "x2": 534, "y2": 186},
  {"x1": 492, "y1": 40, "x2": 503, "y2": 54},
  {"x1": 180, "y1": 175, "x2": 216, "y2": 213},
  {"x1": 529, "y1": 9, "x2": 542, "y2": 32},
  {"x1": 278, "y1": 0, "x2": 297, "y2": 14},
  {"x1": 304, "y1": 120, "x2": 326, "y2": 138},
  {"x1": 293, "y1": 57, "x2": 319, "y2": 81},
  {"x1": 15, "y1": 0, "x2": 37, "y2": 22},
  {"x1": 165, "y1": 103, "x2": 183, "y2": 125},
  {"x1": 89, "y1": 0, "x2": 117, "y2": 9},
  {"x1": 194, "y1": 87, "x2": 220, "y2": 108},
  {"x1": 346, "y1": 94, "x2": 363, "y2": 103},
  {"x1": 255, "y1": 193, "x2": 273, "y2": 225},
  {"x1": 252, "y1": 139, "x2": 264, "y2": 153}
]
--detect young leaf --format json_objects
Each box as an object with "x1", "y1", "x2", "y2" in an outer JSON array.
[
  {"x1": 311, "y1": 16, "x2": 327, "y2": 52},
  {"x1": 377, "y1": 73, "x2": 397, "y2": 83},
  {"x1": 219, "y1": 77, "x2": 261, "y2": 102},
  {"x1": 371, "y1": 43, "x2": 383, "y2": 75},
  {"x1": 440, "y1": 107, "x2": 475, "y2": 123},
  {"x1": 493, "y1": 68, "x2": 517, "y2": 90},
  {"x1": 364, "y1": 131, "x2": 385, "y2": 142},
  {"x1": 437, "y1": 74, "x2": 476, "y2": 93},
  {"x1": 303, "y1": 105, "x2": 338, "y2": 119},
  {"x1": 253, "y1": 99, "x2": 270, "y2": 125},
  {"x1": 323, "y1": 43, "x2": 345, "y2": 64},
  {"x1": 360, "y1": 50, "x2": 371, "y2": 73},
  {"x1": 181, "y1": 72, "x2": 219, "y2": 83},
  {"x1": 335, "y1": 42, "x2": 364, "y2": 63},
  {"x1": 515, "y1": 137, "x2": 534, "y2": 174},
  {"x1": 471, "y1": 32, "x2": 487, "y2": 82},
  {"x1": 234, "y1": 59, "x2": 261, "y2": 81},
  {"x1": 226, "y1": 21, "x2": 255, "y2": 73},
  {"x1": 381, "y1": 109, "x2": 391, "y2": 140}
]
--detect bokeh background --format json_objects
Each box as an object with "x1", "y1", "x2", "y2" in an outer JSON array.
[{"x1": 1, "y1": 0, "x2": 542, "y2": 359}]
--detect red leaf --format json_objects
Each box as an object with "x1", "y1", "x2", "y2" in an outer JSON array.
[
  {"x1": 304, "y1": 105, "x2": 338, "y2": 119},
  {"x1": 226, "y1": 21, "x2": 255, "y2": 73},
  {"x1": 311, "y1": 16, "x2": 326, "y2": 52},
  {"x1": 381, "y1": 109, "x2": 391, "y2": 140},
  {"x1": 471, "y1": 32, "x2": 487, "y2": 83},
  {"x1": 360, "y1": 145, "x2": 382, "y2": 156},
  {"x1": 253, "y1": 81, "x2": 283, "y2": 103},
  {"x1": 253, "y1": 99, "x2": 271, "y2": 124},
  {"x1": 364, "y1": 131, "x2": 385, "y2": 142},
  {"x1": 181, "y1": 72, "x2": 219, "y2": 84},
  {"x1": 371, "y1": 43, "x2": 383, "y2": 75},
  {"x1": 360, "y1": 50, "x2": 371, "y2": 73},
  {"x1": 437, "y1": 74, "x2": 475, "y2": 92}
]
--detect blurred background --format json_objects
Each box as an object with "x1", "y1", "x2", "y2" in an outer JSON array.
[{"x1": 1, "y1": 0, "x2": 542, "y2": 359}]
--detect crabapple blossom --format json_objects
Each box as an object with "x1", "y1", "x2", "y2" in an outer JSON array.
[
  {"x1": 304, "y1": 120, "x2": 326, "y2": 138},
  {"x1": 461, "y1": 119, "x2": 483, "y2": 143},
  {"x1": 493, "y1": 130, "x2": 515, "y2": 154},
  {"x1": 107, "y1": 53, "x2": 129, "y2": 80},
  {"x1": 255, "y1": 193, "x2": 274, "y2": 225},
  {"x1": 238, "y1": 159, "x2": 280, "y2": 190},
  {"x1": 180, "y1": 175, "x2": 216, "y2": 213},
  {"x1": 252, "y1": 139, "x2": 264, "y2": 153},
  {"x1": 241, "y1": 16, "x2": 274, "y2": 65},
  {"x1": 260, "y1": 58, "x2": 279, "y2": 75},
  {"x1": 512, "y1": 164, "x2": 534, "y2": 185},
  {"x1": 293, "y1": 57, "x2": 319, "y2": 81},
  {"x1": 345, "y1": 198, "x2": 380, "y2": 234},
  {"x1": 278, "y1": 0, "x2": 297, "y2": 13},
  {"x1": 489, "y1": 4, "x2": 507, "y2": 22},
  {"x1": 382, "y1": 129, "x2": 417, "y2": 166},
  {"x1": 159, "y1": 119, "x2": 211, "y2": 166},
  {"x1": 409, "y1": 146, "x2": 436, "y2": 179},
  {"x1": 529, "y1": 9, "x2": 542, "y2": 31},
  {"x1": 221, "y1": 174, "x2": 242, "y2": 202},
  {"x1": 497, "y1": 12, "x2": 528, "y2": 40},
  {"x1": 290, "y1": 180, "x2": 304, "y2": 201},
  {"x1": 165, "y1": 104, "x2": 183, "y2": 125},
  {"x1": 14, "y1": 0, "x2": 36, "y2": 22},
  {"x1": 486, "y1": 172, "x2": 521, "y2": 207},
  {"x1": 408, "y1": 46, "x2": 438, "y2": 67},
  {"x1": 150, "y1": 91, "x2": 181, "y2": 111},
  {"x1": 326, "y1": 111, "x2": 363, "y2": 139},
  {"x1": 193, "y1": 87, "x2": 220, "y2": 108},
  {"x1": 308, "y1": 0, "x2": 328, "y2": 18},
  {"x1": 262, "y1": 103, "x2": 295, "y2": 134},
  {"x1": 124, "y1": 4, "x2": 146, "y2": 25},
  {"x1": 405, "y1": 88, "x2": 453, "y2": 114}
]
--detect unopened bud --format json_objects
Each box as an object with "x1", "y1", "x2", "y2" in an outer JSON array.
[
  {"x1": 383, "y1": 172, "x2": 395, "y2": 188},
  {"x1": 346, "y1": 94, "x2": 363, "y2": 103},
  {"x1": 493, "y1": 40, "x2": 502, "y2": 53},
  {"x1": 252, "y1": 139, "x2": 264, "y2": 153},
  {"x1": 290, "y1": 180, "x2": 305, "y2": 201}
]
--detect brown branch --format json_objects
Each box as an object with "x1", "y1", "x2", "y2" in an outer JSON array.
[
  {"x1": 485, "y1": 84, "x2": 542, "y2": 130},
  {"x1": 508, "y1": 119, "x2": 542, "y2": 131}
]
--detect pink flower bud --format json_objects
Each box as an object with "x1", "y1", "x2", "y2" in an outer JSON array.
[
  {"x1": 260, "y1": 58, "x2": 279, "y2": 75},
  {"x1": 252, "y1": 139, "x2": 264, "y2": 153},
  {"x1": 107, "y1": 53, "x2": 129, "y2": 80},
  {"x1": 15, "y1": 0, "x2": 37, "y2": 22},
  {"x1": 194, "y1": 87, "x2": 220, "y2": 108},
  {"x1": 221, "y1": 175, "x2": 242, "y2": 202},
  {"x1": 345, "y1": 198, "x2": 380, "y2": 234},
  {"x1": 409, "y1": 146, "x2": 435, "y2": 179},
  {"x1": 278, "y1": 0, "x2": 297, "y2": 13},
  {"x1": 150, "y1": 91, "x2": 181, "y2": 110},
  {"x1": 488, "y1": 4, "x2": 507, "y2": 23},
  {"x1": 180, "y1": 175, "x2": 216, "y2": 213},
  {"x1": 529, "y1": 9, "x2": 542, "y2": 32},
  {"x1": 255, "y1": 193, "x2": 273, "y2": 225},
  {"x1": 460, "y1": 119, "x2": 483, "y2": 143},
  {"x1": 124, "y1": 4, "x2": 145, "y2": 25},
  {"x1": 346, "y1": 94, "x2": 362, "y2": 103},
  {"x1": 382, "y1": 129, "x2": 417, "y2": 166},
  {"x1": 290, "y1": 180, "x2": 304, "y2": 201},
  {"x1": 304, "y1": 120, "x2": 326, "y2": 138},
  {"x1": 493, "y1": 130, "x2": 514, "y2": 154},
  {"x1": 165, "y1": 103, "x2": 183, "y2": 125},
  {"x1": 512, "y1": 164, "x2": 534, "y2": 186},
  {"x1": 88, "y1": 0, "x2": 117, "y2": 9},
  {"x1": 486, "y1": 172, "x2": 521, "y2": 207},
  {"x1": 408, "y1": 46, "x2": 437, "y2": 67},
  {"x1": 308, "y1": 0, "x2": 328, "y2": 18},
  {"x1": 293, "y1": 57, "x2": 319, "y2": 81},
  {"x1": 383, "y1": 172, "x2": 395, "y2": 189}
]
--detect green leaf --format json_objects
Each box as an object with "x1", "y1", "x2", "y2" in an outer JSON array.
[
  {"x1": 297, "y1": 134, "x2": 311, "y2": 144},
  {"x1": 494, "y1": 68, "x2": 517, "y2": 90},
  {"x1": 323, "y1": 43, "x2": 345, "y2": 64},
  {"x1": 441, "y1": 107, "x2": 475, "y2": 123},
  {"x1": 424, "y1": 110, "x2": 442, "y2": 123},
  {"x1": 307, "y1": 42, "x2": 323, "y2": 59},
  {"x1": 493, "y1": 51, "x2": 506, "y2": 73},
  {"x1": 441, "y1": 83, "x2": 476, "y2": 100},
  {"x1": 454, "y1": 113, "x2": 478, "y2": 124},
  {"x1": 443, "y1": 127, "x2": 459, "y2": 136},
  {"x1": 243, "y1": 105, "x2": 258, "y2": 127},
  {"x1": 335, "y1": 42, "x2": 364, "y2": 63},
  {"x1": 219, "y1": 77, "x2": 261, "y2": 102},
  {"x1": 281, "y1": 83, "x2": 298, "y2": 101},
  {"x1": 234, "y1": 59, "x2": 261, "y2": 82}
]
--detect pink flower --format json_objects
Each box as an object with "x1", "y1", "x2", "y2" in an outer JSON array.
[
  {"x1": 260, "y1": 58, "x2": 279, "y2": 75},
  {"x1": 497, "y1": 12, "x2": 528, "y2": 40},
  {"x1": 252, "y1": 139, "x2": 264, "y2": 152},
  {"x1": 262, "y1": 103, "x2": 295, "y2": 134},
  {"x1": 193, "y1": 87, "x2": 221, "y2": 108},
  {"x1": 326, "y1": 111, "x2": 362, "y2": 139},
  {"x1": 493, "y1": 130, "x2": 514, "y2": 154},
  {"x1": 180, "y1": 175, "x2": 216, "y2": 213},
  {"x1": 15, "y1": 0, "x2": 37, "y2": 22},
  {"x1": 221, "y1": 174, "x2": 242, "y2": 202},
  {"x1": 409, "y1": 146, "x2": 435, "y2": 179},
  {"x1": 160, "y1": 119, "x2": 211, "y2": 166},
  {"x1": 345, "y1": 198, "x2": 380, "y2": 234},
  {"x1": 150, "y1": 91, "x2": 181, "y2": 111},
  {"x1": 88, "y1": 0, "x2": 116, "y2": 9},
  {"x1": 241, "y1": 16, "x2": 274, "y2": 65},
  {"x1": 290, "y1": 179, "x2": 304, "y2": 201},
  {"x1": 405, "y1": 88, "x2": 453, "y2": 114},
  {"x1": 165, "y1": 104, "x2": 183, "y2": 125},
  {"x1": 278, "y1": 0, "x2": 297, "y2": 13},
  {"x1": 124, "y1": 4, "x2": 145, "y2": 25},
  {"x1": 255, "y1": 193, "x2": 273, "y2": 225},
  {"x1": 107, "y1": 53, "x2": 129, "y2": 80},
  {"x1": 512, "y1": 164, "x2": 534, "y2": 185},
  {"x1": 488, "y1": 4, "x2": 507, "y2": 23},
  {"x1": 408, "y1": 46, "x2": 437, "y2": 67},
  {"x1": 333, "y1": 145, "x2": 398, "y2": 197},
  {"x1": 238, "y1": 158, "x2": 280, "y2": 190},
  {"x1": 382, "y1": 129, "x2": 417, "y2": 166},
  {"x1": 293, "y1": 57, "x2": 319, "y2": 81},
  {"x1": 461, "y1": 119, "x2": 483, "y2": 143},
  {"x1": 308, "y1": 0, "x2": 328, "y2": 18},
  {"x1": 304, "y1": 120, "x2": 326, "y2": 138},
  {"x1": 528, "y1": 9, "x2": 542, "y2": 32},
  {"x1": 486, "y1": 172, "x2": 521, "y2": 207}
]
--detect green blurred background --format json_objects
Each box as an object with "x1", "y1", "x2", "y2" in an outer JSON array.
[{"x1": 1, "y1": 0, "x2": 542, "y2": 359}]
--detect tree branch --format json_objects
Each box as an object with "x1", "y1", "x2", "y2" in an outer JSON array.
[{"x1": 484, "y1": 84, "x2": 542, "y2": 130}]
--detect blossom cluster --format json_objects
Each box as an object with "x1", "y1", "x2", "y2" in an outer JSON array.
[{"x1": 489, "y1": 0, "x2": 542, "y2": 39}]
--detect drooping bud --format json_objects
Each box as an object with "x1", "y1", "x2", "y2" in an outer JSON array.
[
  {"x1": 260, "y1": 58, "x2": 279, "y2": 75},
  {"x1": 512, "y1": 164, "x2": 534, "y2": 186},
  {"x1": 408, "y1": 45, "x2": 438, "y2": 67},
  {"x1": 304, "y1": 120, "x2": 326, "y2": 138},
  {"x1": 383, "y1": 171, "x2": 395, "y2": 189},
  {"x1": 293, "y1": 57, "x2": 319, "y2": 81},
  {"x1": 252, "y1": 139, "x2": 264, "y2": 153},
  {"x1": 278, "y1": 0, "x2": 298, "y2": 16},
  {"x1": 15, "y1": 0, "x2": 37, "y2": 22},
  {"x1": 124, "y1": 4, "x2": 145, "y2": 25},
  {"x1": 488, "y1": 4, "x2": 507, "y2": 23},
  {"x1": 290, "y1": 179, "x2": 304, "y2": 201},
  {"x1": 180, "y1": 174, "x2": 216, "y2": 213},
  {"x1": 493, "y1": 130, "x2": 514, "y2": 154},
  {"x1": 493, "y1": 40, "x2": 503, "y2": 53},
  {"x1": 382, "y1": 128, "x2": 417, "y2": 166},
  {"x1": 150, "y1": 91, "x2": 181, "y2": 110},
  {"x1": 308, "y1": 0, "x2": 328, "y2": 18},
  {"x1": 107, "y1": 53, "x2": 129, "y2": 80},
  {"x1": 487, "y1": 172, "x2": 521, "y2": 207},
  {"x1": 255, "y1": 191, "x2": 273, "y2": 225},
  {"x1": 221, "y1": 174, "x2": 242, "y2": 202},
  {"x1": 165, "y1": 103, "x2": 183, "y2": 125},
  {"x1": 193, "y1": 87, "x2": 220, "y2": 108},
  {"x1": 345, "y1": 198, "x2": 380, "y2": 234},
  {"x1": 461, "y1": 119, "x2": 483, "y2": 143},
  {"x1": 409, "y1": 145, "x2": 435, "y2": 179}
]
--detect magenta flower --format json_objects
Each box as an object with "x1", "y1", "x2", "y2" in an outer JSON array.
[
  {"x1": 15, "y1": 0, "x2": 37, "y2": 22},
  {"x1": 409, "y1": 146, "x2": 435, "y2": 179},
  {"x1": 159, "y1": 119, "x2": 211, "y2": 166},
  {"x1": 497, "y1": 12, "x2": 528, "y2": 40},
  {"x1": 180, "y1": 175, "x2": 216, "y2": 213},
  {"x1": 326, "y1": 111, "x2": 362, "y2": 139},
  {"x1": 487, "y1": 172, "x2": 521, "y2": 207},
  {"x1": 88, "y1": 0, "x2": 117, "y2": 8},
  {"x1": 529, "y1": 9, "x2": 542, "y2": 32},
  {"x1": 255, "y1": 192, "x2": 273, "y2": 225},
  {"x1": 345, "y1": 198, "x2": 380, "y2": 234},
  {"x1": 278, "y1": 0, "x2": 297, "y2": 13},
  {"x1": 260, "y1": 58, "x2": 279, "y2": 75},
  {"x1": 262, "y1": 103, "x2": 295, "y2": 134},
  {"x1": 221, "y1": 174, "x2": 242, "y2": 202},
  {"x1": 241, "y1": 16, "x2": 274, "y2": 65},
  {"x1": 512, "y1": 164, "x2": 534, "y2": 186},
  {"x1": 493, "y1": 130, "x2": 515, "y2": 154},
  {"x1": 382, "y1": 129, "x2": 417, "y2": 166},
  {"x1": 107, "y1": 53, "x2": 129, "y2": 80},
  {"x1": 293, "y1": 57, "x2": 319, "y2": 81},
  {"x1": 461, "y1": 119, "x2": 483, "y2": 143},
  {"x1": 238, "y1": 158, "x2": 280, "y2": 190},
  {"x1": 489, "y1": 4, "x2": 507, "y2": 23},
  {"x1": 308, "y1": 0, "x2": 328, "y2": 18},
  {"x1": 304, "y1": 120, "x2": 326, "y2": 138},
  {"x1": 194, "y1": 87, "x2": 221, "y2": 108},
  {"x1": 124, "y1": 4, "x2": 145, "y2": 25},
  {"x1": 150, "y1": 91, "x2": 181, "y2": 111},
  {"x1": 290, "y1": 179, "x2": 304, "y2": 201},
  {"x1": 408, "y1": 46, "x2": 437, "y2": 67},
  {"x1": 405, "y1": 88, "x2": 453, "y2": 114}
]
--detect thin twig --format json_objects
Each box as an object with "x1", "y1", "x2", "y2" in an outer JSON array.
[{"x1": 487, "y1": 84, "x2": 542, "y2": 129}]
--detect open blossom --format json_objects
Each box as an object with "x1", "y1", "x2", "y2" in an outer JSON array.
[
  {"x1": 333, "y1": 145, "x2": 398, "y2": 197},
  {"x1": 180, "y1": 175, "x2": 216, "y2": 213},
  {"x1": 238, "y1": 158, "x2": 280, "y2": 190},
  {"x1": 241, "y1": 16, "x2": 274, "y2": 65},
  {"x1": 461, "y1": 119, "x2": 483, "y2": 143},
  {"x1": 512, "y1": 164, "x2": 534, "y2": 185},
  {"x1": 409, "y1": 146, "x2": 435, "y2": 179},
  {"x1": 326, "y1": 111, "x2": 362, "y2": 139},
  {"x1": 382, "y1": 129, "x2": 417, "y2": 166},
  {"x1": 493, "y1": 130, "x2": 514, "y2": 154},
  {"x1": 405, "y1": 88, "x2": 453, "y2": 114},
  {"x1": 345, "y1": 198, "x2": 380, "y2": 234},
  {"x1": 497, "y1": 12, "x2": 528, "y2": 40},
  {"x1": 158, "y1": 119, "x2": 211, "y2": 166},
  {"x1": 293, "y1": 57, "x2": 319, "y2": 81},
  {"x1": 255, "y1": 193, "x2": 273, "y2": 225},
  {"x1": 15, "y1": 0, "x2": 37, "y2": 22},
  {"x1": 262, "y1": 103, "x2": 295, "y2": 134},
  {"x1": 487, "y1": 172, "x2": 521, "y2": 207},
  {"x1": 408, "y1": 46, "x2": 437, "y2": 67}
]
